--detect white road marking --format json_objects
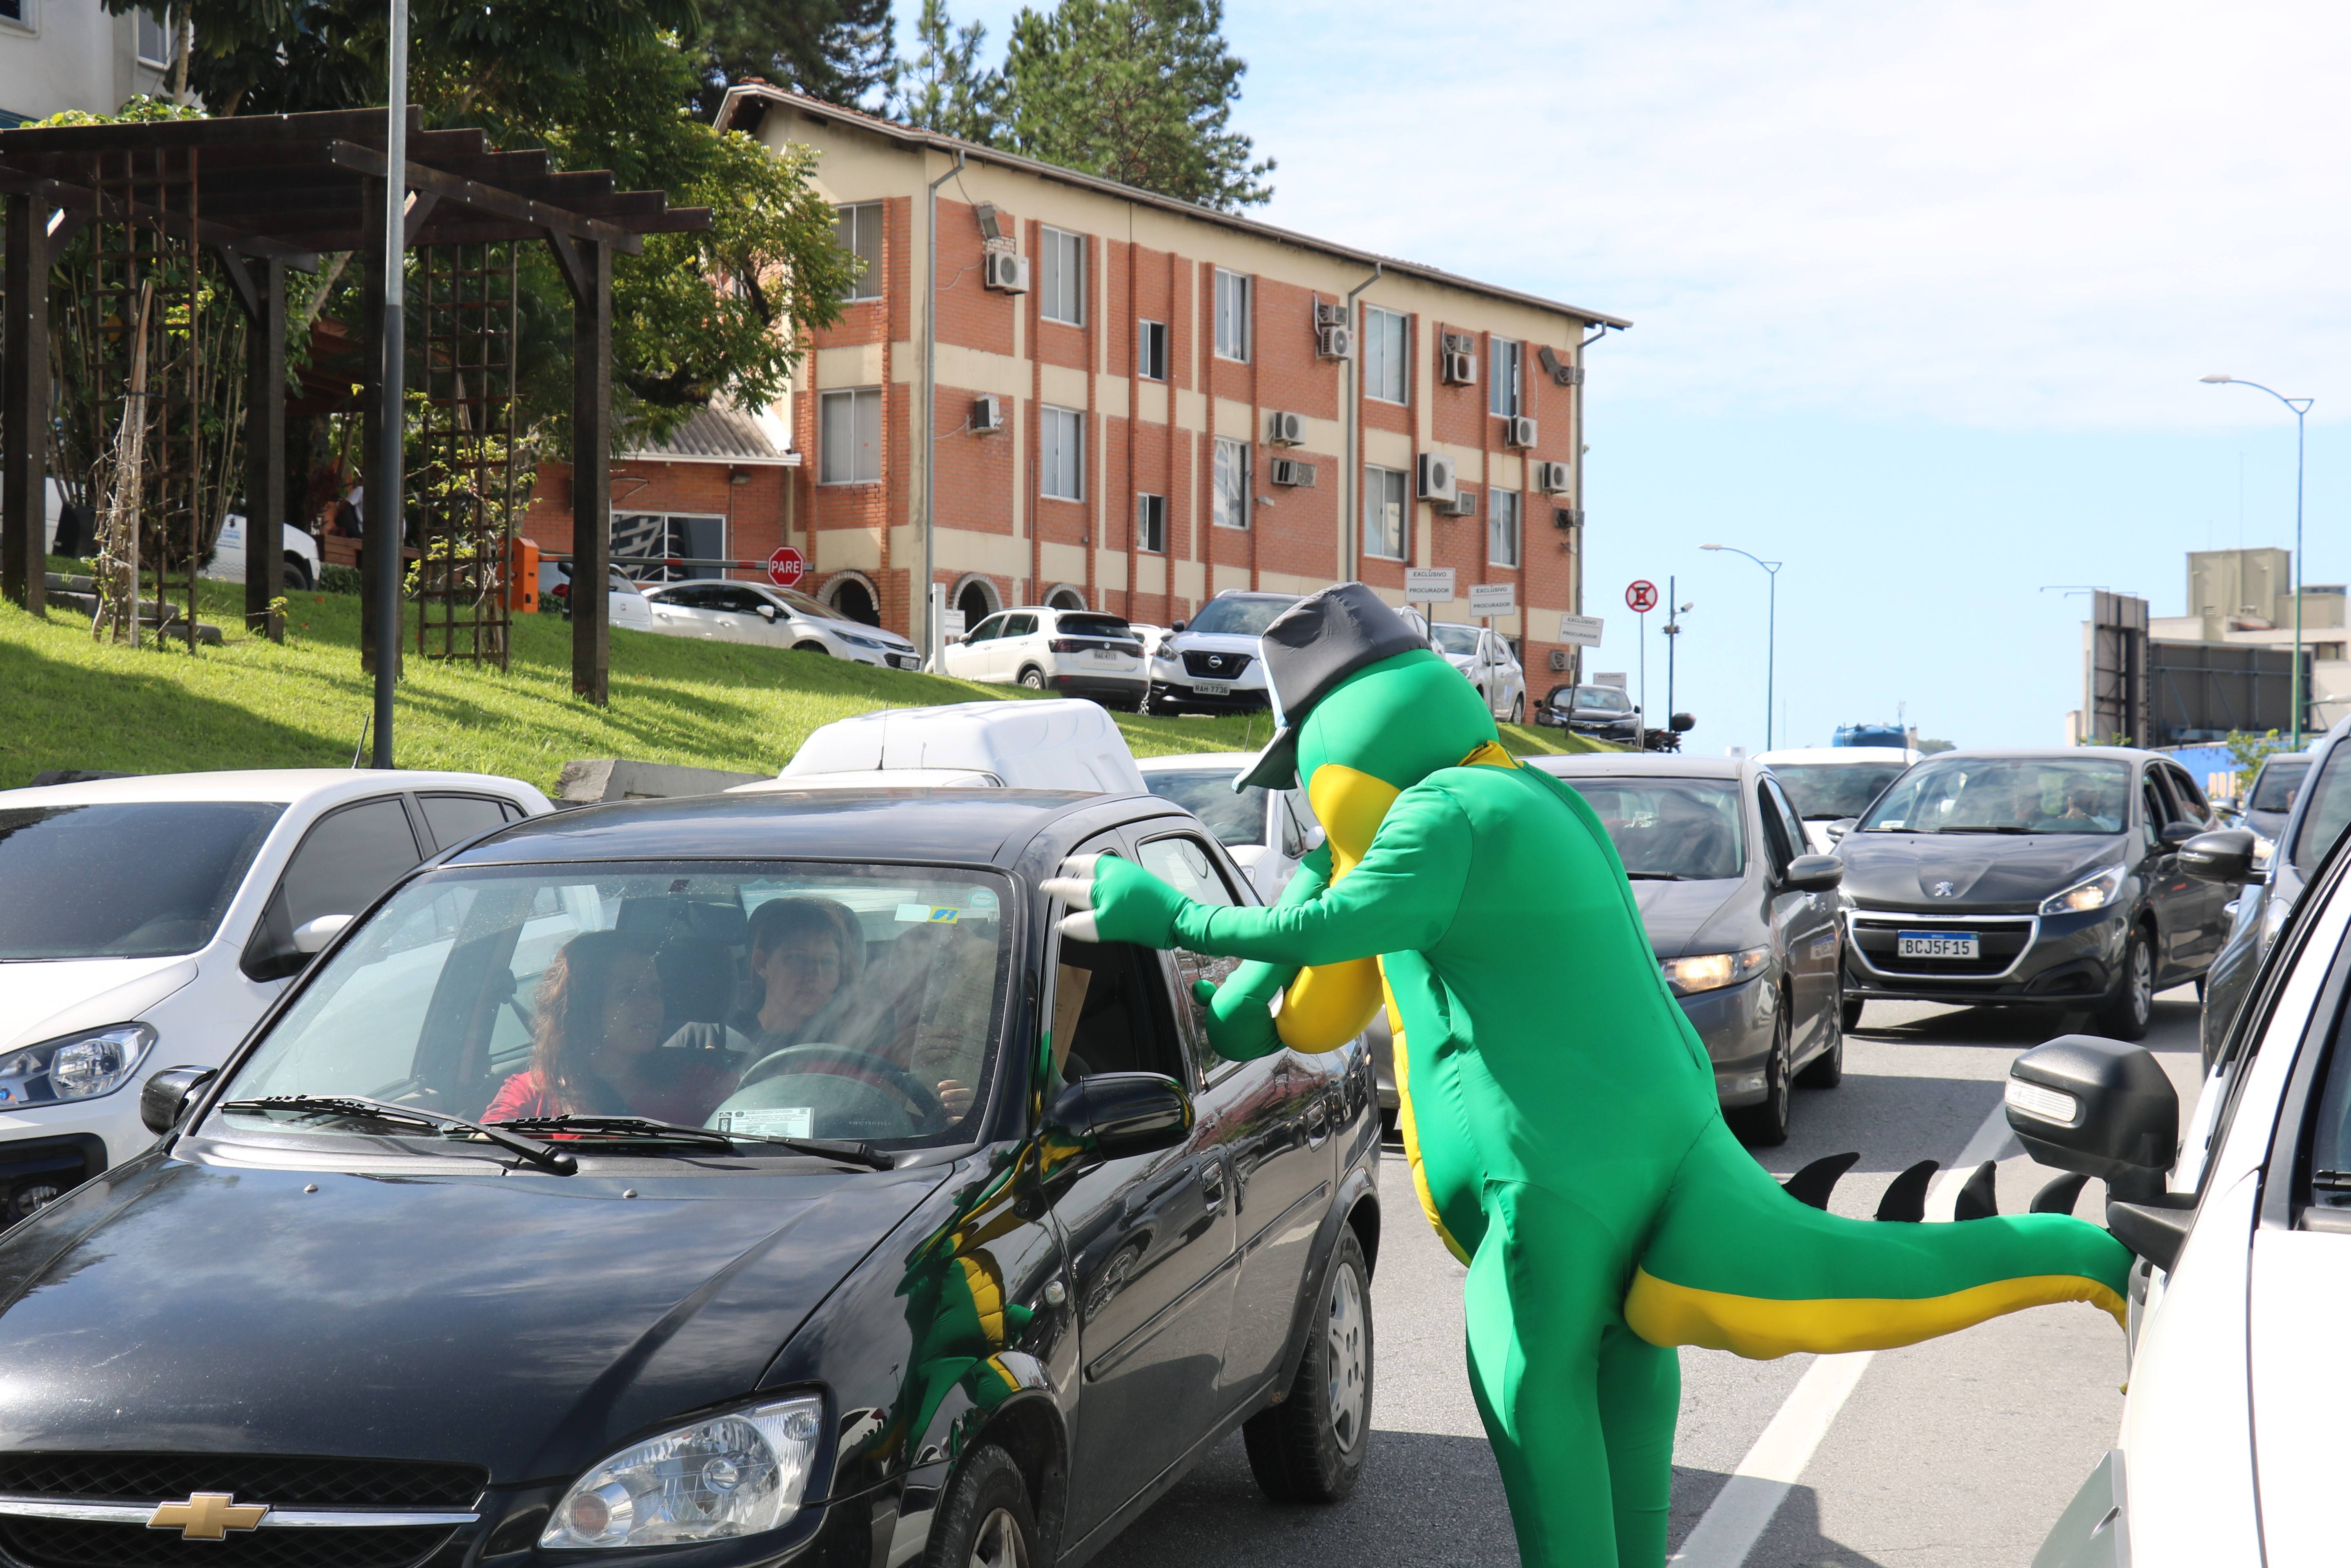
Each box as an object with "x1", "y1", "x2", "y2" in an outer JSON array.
[{"x1": 1668, "y1": 1098, "x2": 2018, "y2": 1566}]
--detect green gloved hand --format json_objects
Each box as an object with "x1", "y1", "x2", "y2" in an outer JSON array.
[
  {"x1": 1041, "y1": 854, "x2": 1195, "y2": 949},
  {"x1": 1191, "y1": 960, "x2": 1294, "y2": 1061}
]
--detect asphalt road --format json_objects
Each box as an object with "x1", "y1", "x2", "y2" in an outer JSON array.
[{"x1": 1090, "y1": 990, "x2": 2208, "y2": 1568}]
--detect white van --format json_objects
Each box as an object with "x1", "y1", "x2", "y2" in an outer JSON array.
[{"x1": 729, "y1": 699, "x2": 1150, "y2": 795}]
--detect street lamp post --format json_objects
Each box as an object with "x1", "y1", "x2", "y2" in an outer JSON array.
[
  {"x1": 1663, "y1": 580, "x2": 1691, "y2": 728},
  {"x1": 2201, "y1": 375, "x2": 2314, "y2": 746},
  {"x1": 1701, "y1": 542, "x2": 1783, "y2": 750}
]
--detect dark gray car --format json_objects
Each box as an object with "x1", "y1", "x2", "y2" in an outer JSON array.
[{"x1": 2235, "y1": 750, "x2": 2314, "y2": 853}]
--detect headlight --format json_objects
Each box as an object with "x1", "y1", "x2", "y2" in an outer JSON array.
[
  {"x1": 0, "y1": 1023, "x2": 156, "y2": 1106},
  {"x1": 1660, "y1": 947, "x2": 1772, "y2": 996},
  {"x1": 541, "y1": 1396, "x2": 824, "y2": 1550},
  {"x1": 2040, "y1": 866, "x2": 2123, "y2": 916}
]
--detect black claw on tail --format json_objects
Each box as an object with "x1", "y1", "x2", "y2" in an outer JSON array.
[
  {"x1": 1875, "y1": 1159, "x2": 1939, "y2": 1223},
  {"x1": 2030, "y1": 1172, "x2": 2091, "y2": 1215},
  {"x1": 1781, "y1": 1152, "x2": 1862, "y2": 1211},
  {"x1": 1953, "y1": 1160, "x2": 1999, "y2": 1221}
]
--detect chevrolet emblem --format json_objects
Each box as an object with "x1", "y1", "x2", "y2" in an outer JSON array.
[{"x1": 147, "y1": 1493, "x2": 270, "y2": 1540}]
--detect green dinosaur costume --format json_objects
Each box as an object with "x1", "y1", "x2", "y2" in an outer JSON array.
[{"x1": 1049, "y1": 586, "x2": 2130, "y2": 1568}]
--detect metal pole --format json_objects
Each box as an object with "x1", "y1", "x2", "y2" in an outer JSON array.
[
  {"x1": 1664, "y1": 575, "x2": 1676, "y2": 724},
  {"x1": 2294, "y1": 401, "x2": 2306, "y2": 746},
  {"x1": 371, "y1": 0, "x2": 407, "y2": 768},
  {"x1": 1637, "y1": 606, "x2": 1647, "y2": 744},
  {"x1": 1341, "y1": 263, "x2": 1381, "y2": 585},
  {"x1": 921, "y1": 150, "x2": 962, "y2": 669},
  {"x1": 1765, "y1": 564, "x2": 1778, "y2": 751}
]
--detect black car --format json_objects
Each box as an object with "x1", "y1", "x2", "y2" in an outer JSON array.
[
  {"x1": 0, "y1": 790, "x2": 1379, "y2": 1568},
  {"x1": 1835, "y1": 747, "x2": 2233, "y2": 1040},
  {"x1": 1538, "y1": 682, "x2": 1642, "y2": 743},
  {"x1": 2192, "y1": 718, "x2": 2351, "y2": 1067},
  {"x1": 1524, "y1": 754, "x2": 1847, "y2": 1145}
]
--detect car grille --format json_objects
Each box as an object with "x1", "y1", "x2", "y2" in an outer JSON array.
[
  {"x1": 0, "y1": 1519, "x2": 452, "y2": 1568},
  {"x1": 1181, "y1": 650, "x2": 1252, "y2": 679},
  {"x1": 0, "y1": 1456, "x2": 484, "y2": 1510},
  {"x1": 1849, "y1": 913, "x2": 2037, "y2": 978}
]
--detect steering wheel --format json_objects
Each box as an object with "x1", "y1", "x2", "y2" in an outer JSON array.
[{"x1": 736, "y1": 1043, "x2": 947, "y2": 1124}]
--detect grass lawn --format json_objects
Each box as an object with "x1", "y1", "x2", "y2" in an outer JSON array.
[{"x1": 1, "y1": 568, "x2": 1609, "y2": 794}]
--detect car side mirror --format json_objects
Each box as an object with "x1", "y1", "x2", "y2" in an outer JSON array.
[
  {"x1": 292, "y1": 913, "x2": 352, "y2": 954},
  {"x1": 140, "y1": 1065, "x2": 219, "y2": 1135},
  {"x1": 757, "y1": 604, "x2": 778, "y2": 620},
  {"x1": 1043, "y1": 1071, "x2": 1193, "y2": 1161},
  {"x1": 2159, "y1": 819, "x2": 2204, "y2": 847},
  {"x1": 2179, "y1": 827, "x2": 2256, "y2": 884},
  {"x1": 1782, "y1": 853, "x2": 1843, "y2": 892},
  {"x1": 2006, "y1": 1035, "x2": 2178, "y2": 1206},
  {"x1": 1671, "y1": 712, "x2": 1696, "y2": 733},
  {"x1": 1826, "y1": 817, "x2": 1859, "y2": 843}
]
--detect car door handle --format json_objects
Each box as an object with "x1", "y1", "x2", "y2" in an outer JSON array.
[
  {"x1": 1198, "y1": 1159, "x2": 1226, "y2": 1209},
  {"x1": 1305, "y1": 1101, "x2": 1329, "y2": 1147}
]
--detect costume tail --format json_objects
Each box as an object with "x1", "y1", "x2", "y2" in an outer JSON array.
[{"x1": 1624, "y1": 1119, "x2": 2131, "y2": 1360}]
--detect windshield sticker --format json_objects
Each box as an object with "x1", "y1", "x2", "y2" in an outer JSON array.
[
  {"x1": 896, "y1": 903, "x2": 960, "y2": 924},
  {"x1": 712, "y1": 1107, "x2": 814, "y2": 1139},
  {"x1": 968, "y1": 888, "x2": 998, "y2": 909}
]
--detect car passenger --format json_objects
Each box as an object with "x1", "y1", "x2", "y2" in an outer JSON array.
[{"x1": 484, "y1": 932, "x2": 738, "y2": 1125}]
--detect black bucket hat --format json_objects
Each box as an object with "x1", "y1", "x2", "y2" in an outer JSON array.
[{"x1": 1235, "y1": 583, "x2": 1426, "y2": 791}]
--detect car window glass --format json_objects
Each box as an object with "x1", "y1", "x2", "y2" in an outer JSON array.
[
  {"x1": 661, "y1": 584, "x2": 715, "y2": 609},
  {"x1": 2142, "y1": 777, "x2": 2167, "y2": 849},
  {"x1": 1861, "y1": 757, "x2": 2126, "y2": 834},
  {"x1": 1756, "y1": 781, "x2": 1796, "y2": 872},
  {"x1": 418, "y1": 794, "x2": 509, "y2": 853},
  {"x1": 964, "y1": 615, "x2": 1001, "y2": 643},
  {"x1": 1140, "y1": 770, "x2": 1266, "y2": 846},
  {"x1": 1003, "y1": 614, "x2": 1038, "y2": 637},
  {"x1": 277, "y1": 798, "x2": 423, "y2": 929},
  {"x1": 1048, "y1": 932, "x2": 1188, "y2": 1091},
  {"x1": 2252, "y1": 758, "x2": 2311, "y2": 813},
  {"x1": 1139, "y1": 835, "x2": 1247, "y2": 1082},
  {"x1": 1057, "y1": 614, "x2": 1132, "y2": 639},
  {"x1": 2166, "y1": 768, "x2": 2212, "y2": 824},
  {"x1": 2290, "y1": 745, "x2": 2351, "y2": 875},
  {"x1": 0, "y1": 802, "x2": 285, "y2": 960},
  {"x1": 1550, "y1": 775, "x2": 1745, "y2": 880},
  {"x1": 1767, "y1": 762, "x2": 1911, "y2": 821},
  {"x1": 1184, "y1": 595, "x2": 1297, "y2": 637},
  {"x1": 778, "y1": 588, "x2": 843, "y2": 620},
  {"x1": 1764, "y1": 778, "x2": 1809, "y2": 863}
]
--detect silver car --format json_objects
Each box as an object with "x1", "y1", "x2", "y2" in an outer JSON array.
[{"x1": 639, "y1": 579, "x2": 921, "y2": 668}]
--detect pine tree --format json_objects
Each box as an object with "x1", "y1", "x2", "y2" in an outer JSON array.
[
  {"x1": 891, "y1": 0, "x2": 1001, "y2": 144},
  {"x1": 691, "y1": 0, "x2": 898, "y2": 120}
]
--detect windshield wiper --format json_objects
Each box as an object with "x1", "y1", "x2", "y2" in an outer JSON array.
[
  {"x1": 1931, "y1": 825, "x2": 2037, "y2": 834},
  {"x1": 221, "y1": 1095, "x2": 577, "y2": 1174},
  {"x1": 492, "y1": 1114, "x2": 894, "y2": 1170},
  {"x1": 1625, "y1": 871, "x2": 1685, "y2": 881}
]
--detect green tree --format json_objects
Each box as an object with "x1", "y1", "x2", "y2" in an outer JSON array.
[
  {"x1": 690, "y1": 0, "x2": 898, "y2": 120},
  {"x1": 2224, "y1": 728, "x2": 2290, "y2": 799},
  {"x1": 993, "y1": 0, "x2": 1271, "y2": 210},
  {"x1": 892, "y1": 0, "x2": 1001, "y2": 143}
]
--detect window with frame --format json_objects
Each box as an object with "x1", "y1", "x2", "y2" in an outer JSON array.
[
  {"x1": 613, "y1": 511, "x2": 726, "y2": 581},
  {"x1": 1137, "y1": 834, "x2": 1246, "y2": 1084},
  {"x1": 1364, "y1": 306, "x2": 1408, "y2": 404},
  {"x1": 1488, "y1": 488, "x2": 1521, "y2": 567},
  {"x1": 1212, "y1": 438, "x2": 1250, "y2": 530},
  {"x1": 818, "y1": 388, "x2": 883, "y2": 485},
  {"x1": 0, "y1": 0, "x2": 30, "y2": 27},
  {"x1": 1137, "y1": 319, "x2": 1168, "y2": 381},
  {"x1": 833, "y1": 203, "x2": 882, "y2": 301},
  {"x1": 1363, "y1": 466, "x2": 1407, "y2": 561},
  {"x1": 1214, "y1": 269, "x2": 1251, "y2": 362},
  {"x1": 1039, "y1": 227, "x2": 1085, "y2": 325},
  {"x1": 1041, "y1": 406, "x2": 1084, "y2": 500},
  {"x1": 136, "y1": 8, "x2": 169, "y2": 62},
  {"x1": 1489, "y1": 338, "x2": 1522, "y2": 417},
  {"x1": 1135, "y1": 493, "x2": 1167, "y2": 554}
]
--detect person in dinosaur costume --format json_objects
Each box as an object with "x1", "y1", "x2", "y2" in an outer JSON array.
[{"x1": 1045, "y1": 584, "x2": 2131, "y2": 1568}]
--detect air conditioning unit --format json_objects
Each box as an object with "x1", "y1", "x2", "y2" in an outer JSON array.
[
  {"x1": 972, "y1": 394, "x2": 1005, "y2": 433},
  {"x1": 1442, "y1": 351, "x2": 1477, "y2": 386},
  {"x1": 1270, "y1": 457, "x2": 1316, "y2": 488},
  {"x1": 1536, "y1": 346, "x2": 1587, "y2": 387},
  {"x1": 1316, "y1": 324, "x2": 1353, "y2": 360},
  {"x1": 1534, "y1": 460, "x2": 1571, "y2": 494},
  {"x1": 1416, "y1": 453, "x2": 1457, "y2": 503},
  {"x1": 1548, "y1": 648, "x2": 1571, "y2": 672},
  {"x1": 1552, "y1": 506, "x2": 1585, "y2": 530},
  {"x1": 1314, "y1": 299, "x2": 1348, "y2": 326},
  {"x1": 1504, "y1": 416, "x2": 1538, "y2": 449},
  {"x1": 1444, "y1": 488, "x2": 1478, "y2": 518},
  {"x1": 1442, "y1": 331, "x2": 1475, "y2": 355},
  {"x1": 1267, "y1": 410, "x2": 1306, "y2": 446},
  {"x1": 984, "y1": 253, "x2": 1030, "y2": 294}
]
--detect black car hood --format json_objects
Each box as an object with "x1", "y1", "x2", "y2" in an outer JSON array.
[
  {"x1": 1838, "y1": 831, "x2": 2121, "y2": 911},
  {"x1": 0, "y1": 1150, "x2": 946, "y2": 1484},
  {"x1": 1630, "y1": 878, "x2": 1749, "y2": 958}
]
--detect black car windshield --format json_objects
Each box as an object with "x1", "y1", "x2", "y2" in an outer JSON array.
[
  {"x1": 1144, "y1": 769, "x2": 1266, "y2": 846},
  {"x1": 1768, "y1": 762, "x2": 1911, "y2": 821},
  {"x1": 1576, "y1": 686, "x2": 1632, "y2": 712},
  {"x1": 1433, "y1": 626, "x2": 1481, "y2": 655},
  {"x1": 1556, "y1": 777, "x2": 1746, "y2": 880},
  {"x1": 221, "y1": 861, "x2": 1013, "y2": 1152},
  {"x1": 2289, "y1": 747, "x2": 2351, "y2": 874},
  {"x1": 1861, "y1": 757, "x2": 2128, "y2": 835},
  {"x1": 1186, "y1": 596, "x2": 1297, "y2": 637},
  {"x1": 0, "y1": 802, "x2": 284, "y2": 960},
  {"x1": 2252, "y1": 756, "x2": 2311, "y2": 813}
]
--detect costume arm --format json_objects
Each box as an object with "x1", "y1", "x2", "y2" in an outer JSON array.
[{"x1": 1192, "y1": 844, "x2": 1330, "y2": 1061}]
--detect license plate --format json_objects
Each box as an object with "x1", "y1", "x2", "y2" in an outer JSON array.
[
  {"x1": 1192, "y1": 681, "x2": 1232, "y2": 696},
  {"x1": 1087, "y1": 650, "x2": 1124, "y2": 664},
  {"x1": 1897, "y1": 932, "x2": 1979, "y2": 960}
]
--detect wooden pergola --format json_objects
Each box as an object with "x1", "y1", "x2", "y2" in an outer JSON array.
[{"x1": 0, "y1": 109, "x2": 709, "y2": 706}]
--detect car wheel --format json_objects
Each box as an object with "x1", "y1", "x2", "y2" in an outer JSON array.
[
  {"x1": 2096, "y1": 928, "x2": 2155, "y2": 1042},
  {"x1": 1018, "y1": 667, "x2": 1046, "y2": 691},
  {"x1": 793, "y1": 640, "x2": 831, "y2": 656},
  {"x1": 279, "y1": 557, "x2": 311, "y2": 591},
  {"x1": 923, "y1": 1444, "x2": 1036, "y2": 1568},
  {"x1": 1244, "y1": 1227, "x2": 1372, "y2": 1504},
  {"x1": 1729, "y1": 1002, "x2": 1792, "y2": 1146},
  {"x1": 1508, "y1": 693, "x2": 1524, "y2": 724},
  {"x1": 1798, "y1": 975, "x2": 1844, "y2": 1089}
]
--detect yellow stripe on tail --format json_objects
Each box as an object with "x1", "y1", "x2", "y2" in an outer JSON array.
[{"x1": 1622, "y1": 1267, "x2": 2128, "y2": 1359}]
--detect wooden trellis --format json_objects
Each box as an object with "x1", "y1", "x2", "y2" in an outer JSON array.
[{"x1": 413, "y1": 238, "x2": 520, "y2": 667}]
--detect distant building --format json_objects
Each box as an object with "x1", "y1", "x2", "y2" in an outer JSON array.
[
  {"x1": 0, "y1": 4, "x2": 175, "y2": 126},
  {"x1": 519, "y1": 85, "x2": 1626, "y2": 674}
]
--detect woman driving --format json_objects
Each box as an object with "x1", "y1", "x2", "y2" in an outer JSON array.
[
  {"x1": 484, "y1": 931, "x2": 736, "y2": 1126},
  {"x1": 733, "y1": 898, "x2": 864, "y2": 1049}
]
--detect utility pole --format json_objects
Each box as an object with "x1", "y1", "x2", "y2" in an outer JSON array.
[
  {"x1": 1663, "y1": 580, "x2": 1691, "y2": 728},
  {"x1": 370, "y1": 0, "x2": 408, "y2": 768}
]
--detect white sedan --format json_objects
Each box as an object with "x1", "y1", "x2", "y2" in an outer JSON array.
[
  {"x1": 1430, "y1": 621, "x2": 1527, "y2": 723},
  {"x1": 638, "y1": 579, "x2": 921, "y2": 669},
  {"x1": 1134, "y1": 753, "x2": 1319, "y2": 903},
  {"x1": 2013, "y1": 821, "x2": 2348, "y2": 1567},
  {"x1": 0, "y1": 769, "x2": 548, "y2": 1222},
  {"x1": 1754, "y1": 745, "x2": 1920, "y2": 853},
  {"x1": 944, "y1": 606, "x2": 1146, "y2": 707}
]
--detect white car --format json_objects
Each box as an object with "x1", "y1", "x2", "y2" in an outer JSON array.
[
  {"x1": 539, "y1": 561, "x2": 655, "y2": 633},
  {"x1": 731, "y1": 698, "x2": 1149, "y2": 795},
  {"x1": 201, "y1": 514, "x2": 323, "y2": 592},
  {"x1": 1143, "y1": 591, "x2": 1300, "y2": 715},
  {"x1": 638, "y1": 579, "x2": 922, "y2": 669},
  {"x1": 2013, "y1": 820, "x2": 2351, "y2": 1567},
  {"x1": 1430, "y1": 622, "x2": 1527, "y2": 724},
  {"x1": 944, "y1": 605, "x2": 1147, "y2": 708},
  {"x1": 1135, "y1": 752, "x2": 1319, "y2": 902},
  {"x1": 1755, "y1": 746, "x2": 1921, "y2": 853},
  {"x1": 0, "y1": 769, "x2": 549, "y2": 1218}
]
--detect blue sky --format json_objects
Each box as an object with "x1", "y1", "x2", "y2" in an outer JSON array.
[{"x1": 906, "y1": 0, "x2": 2348, "y2": 750}]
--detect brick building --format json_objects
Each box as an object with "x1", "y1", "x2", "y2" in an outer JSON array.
[{"x1": 673, "y1": 87, "x2": 1626, "y2": 681}]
